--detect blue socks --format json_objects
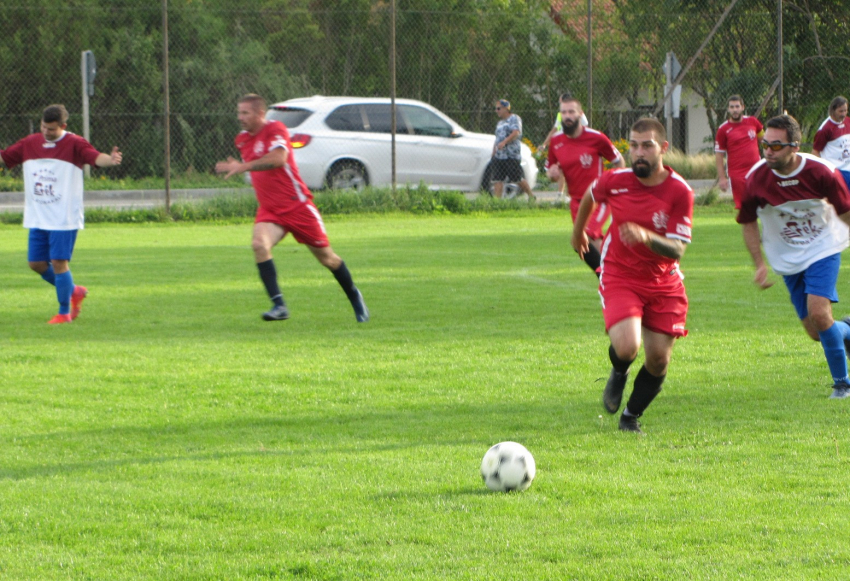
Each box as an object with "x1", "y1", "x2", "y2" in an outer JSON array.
[
  {"x1": 818, "y1": 322, "x2": 850, "y2": 385},
  {"x1": 40, "y1": 264, "x2": 56, "y2": 285},
  {"x1": 55, "y1": 271, "x2": 74, "y2": 315}
]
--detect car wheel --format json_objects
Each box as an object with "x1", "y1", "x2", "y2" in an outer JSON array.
[{"x1": 326, "y1": 160, "x2": 368, "y2": 191}]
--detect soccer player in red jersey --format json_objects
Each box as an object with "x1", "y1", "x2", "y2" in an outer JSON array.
[
  {"x1": 571, "y1": 118, "x2": 694, "y2": 433},
  {"x1": 715, "y1": 95, "x2": 763, "y2": 209},
  {"x1": 216, "y1": 94, "x2": 368, "y2": 323},
  {"x1": 812, "y1": 96, "x2": 850, "y2": 191},
  {"x1": 738, "y1": 114, "x2": 850, "y2": 399},
  {"x1": 0, "y1": 104, "x2": 122, "y2": 324},
  {"x1": 545, "y1": 98, "x2": 624, "y2": 277}
]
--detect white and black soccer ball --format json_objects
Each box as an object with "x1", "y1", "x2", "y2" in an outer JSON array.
[{"x1": 480, "y1": 441, "x2": 536, "y2": 492}]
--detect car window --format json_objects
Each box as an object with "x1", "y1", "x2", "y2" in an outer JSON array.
[
  {"x1": 362, "y1": 104, "x2": 411, "y2": 134},
  {"x1": 399, "y1": 105, "x2": 453, "y2": 137},
  {"x1": 325, "y1": 105, "x2": 367, "y2": 131},
  {"x1": 266, "y1": 107, "x2": 312, "y2": 128}
]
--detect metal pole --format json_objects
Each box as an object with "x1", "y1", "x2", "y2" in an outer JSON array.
[
  {"x1": 162, "y1": 0, "x2": 171, "y2": 212},
  {"x1": 390, "y1": 0, "x2": 397, "y2": 195},
  {"x1": 777, "y1": 0, "x2": 783, "y2": 114},
  {"x1": 586, "y1": 0, "x2": 592, "y2": 126},
  {"x1": 81, "y1": 52, "x2": 91, "y2": 178}
]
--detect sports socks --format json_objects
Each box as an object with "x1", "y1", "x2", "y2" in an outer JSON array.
[
  {"x1": 817, "y1": 322, "x2": 850, "y2": 385},
  {"x1": 623, "y1": 365, "x2": 665, "y2": 418},
  {"x1": 40, "y1": 264, "x2": 56, "y2": 285},
  {"x1": 581, "y1": 244, "x2": 602, "y2": 278},
  {"x1": 55, "y1": 270, "x2": 74, "y2": 316},
  {"x1": 833, "y1": 318, "x2": 850, "y2": 341},
  {"x1": 331, "y1": 261, "x2": 359, "y2": 302},
  {"x1": 609, "y1": 344, "x2": 634, "y2": 374},
  {"x1": 257, "y1": 259, "x2": 284, "y2": 306}
]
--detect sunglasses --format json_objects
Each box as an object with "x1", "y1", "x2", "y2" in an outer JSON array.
[{"x1": 761, "y1": 141, "x2": 798, "y2": 151}]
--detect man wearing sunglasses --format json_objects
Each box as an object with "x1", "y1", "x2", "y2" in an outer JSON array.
[
  {"x1": 715, "y1": 95, "x2": 763, "y2": 209},
  {"x1": 491, "y1": 99, "x2": 535, "y2": 200},
  {"x1": 738, "y1": 114, "x2": 850, "y2": 399}
]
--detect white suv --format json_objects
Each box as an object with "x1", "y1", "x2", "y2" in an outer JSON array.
[{"x1": 266, "y1": 96, "x2": 538, "y2": 193}]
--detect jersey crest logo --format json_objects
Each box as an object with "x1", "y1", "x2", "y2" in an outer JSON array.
[
  {"x1": 748, "y1": 129, "x2": 756, "y2": 140},
  {"x1": 652, "y1": 210, "x2": 669, "y2": 231},
  {"x1": 579, "y1": 153, "x2": 593, "y2": 168},
  {"x1": 254, "y1": 141, "x2": 265, "y2": 155}
]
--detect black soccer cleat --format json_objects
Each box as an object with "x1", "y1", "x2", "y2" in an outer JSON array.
[
  {"x1": 351, "y1": 289, "x2": 369, "y2": 323},
  {"x1": 262, "y1": 304, "x2": 290, "y2": 321},
  {"x1": 602, "y1": 368, "x2": 629, "y2": 414},
  {"x1": 618, "y1": 413, "x2": 643, "y2": 434}
]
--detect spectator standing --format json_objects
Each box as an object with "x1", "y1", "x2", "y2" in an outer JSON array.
[{"x1": 491, "y1": 99, "x2": 535, "y2": 200}]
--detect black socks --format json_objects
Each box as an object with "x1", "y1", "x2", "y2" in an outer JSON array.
[
  {"x1": 625, "y1": 365, "x2": 666, "y2": 417},
  {"x1": 257, "y1": 259, "x2": 284, "y2": 306},
  {"x1": 332, "y1": 261, "x2": 359, "y2": 302}
]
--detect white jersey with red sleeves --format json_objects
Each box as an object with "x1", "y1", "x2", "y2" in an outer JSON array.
[
  {"x1": 737, "y1": 154, "x2": 850, "y2": 275},
  {"x1": 546, "y1": 127, "x2": 620, "y2": 202},
  {"x1": 812, "y1": 117, "x2": 850, "y2": 172},
  {"x1": 235, "y1": 120, "x2": 313, "y2": 214},
  {"x1": 591, "y1": 166, "x2": 694, "y2": 281},
  {"x1": 0, "y1": 131, "x2": 100, "y2": 230},
  {"x1": 715, "y1": 116, "x2": 763, "y2": 177}
]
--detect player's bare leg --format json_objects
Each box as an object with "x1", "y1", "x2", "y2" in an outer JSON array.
[
  {"x1": 309, "y1": 245, "x2": 369, "y2": 323},
  {"x1": 618, "y1": 328, "x2": 676, "y2": 433},
  {"x1": 603, "y1": 317, "x2": 641, "y2": 415},
  {"x1": 252, "y1": 222, "x2": 289, "y2": 321},
  {"x1": 803, "y1": 294, "x2": 850, "y2": 397}
]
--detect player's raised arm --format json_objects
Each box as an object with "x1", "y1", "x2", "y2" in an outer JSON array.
[{"x1": 95, "y1": 146, "x2": 122, "y2": 167}]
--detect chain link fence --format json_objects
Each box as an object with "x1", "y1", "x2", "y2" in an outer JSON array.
[{"x1": 0, "y1": 0, "x2": 847, "y2": 182}]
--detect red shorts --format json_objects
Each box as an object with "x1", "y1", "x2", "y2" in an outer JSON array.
[
  {"x1": 599, "y1": 275, "x2": 688, "y2": 337},
  {"x1": 256, "y1": 202, "x2": 330, "y2": 248},
  {"x1": 728, "y1": 174, "x2": 748, "y2": 209},
  {"x1": 570, "y1": 198, "x2": 611, "y2": 240}
]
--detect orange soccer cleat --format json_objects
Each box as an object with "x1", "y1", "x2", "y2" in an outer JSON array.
[
  {"x1": 48, "y1": 314, "x2": 73, "y2": 325},
  {"x1": 71, "y1": 285, "x2": 88, "y2": 320}
]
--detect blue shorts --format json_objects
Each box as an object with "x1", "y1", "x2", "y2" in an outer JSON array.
[
  {"x1": 27, "y1": 229, "x2": 78, "y2": 262},
  {"x1": 782, "y1": 253, "x2": 841, "y2": 320},
  {"x1": 840, "y1": 170, "x2": 850, "y2": 192}
]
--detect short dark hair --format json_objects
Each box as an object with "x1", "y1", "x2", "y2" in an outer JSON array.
[
  {"x1": 238, "y1": 93, "x2": 266, "y2": 112},
  {"x1": 560, "y1": 97, "x2": 582, "y2": 111},
  {"x1": 728, "y1": 95, "x2": 744, "y2": 105},
  {"x1": 765, "y1": 114, "x2": 802, "y2": 144},
  {"x1": 42, "y1": 104, "x2": 68, "y2": 125},
  {"x1": 631, "y1": 117, "x2": 667, "y2": 142},
  {"x1": 559, "y1": 92, "x2": 573, "y2": 102},
  {"x1": 829, "y1": 96, "x2": 848, "y2": 115}
]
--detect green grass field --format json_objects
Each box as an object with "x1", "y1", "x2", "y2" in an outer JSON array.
[{"x1": 1, "y1": 209, "x2": 849, "y2": 580}]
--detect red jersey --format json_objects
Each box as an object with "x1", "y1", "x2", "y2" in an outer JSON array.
[
  {"x1": 737, "y1": 154, "x2": 850, "y2": 275},
  {"x1": 1, "y1": 131, "x2": 100, "y2": 230},
  {"x1": 235, "y1": 120, "x2": 313, "y2": 214},
  {"x1": 813, "y1": 117, "x2": 850, "y2": 172},
  {"x1": 546, "y1": 128, "x2": 621, "y2": 202},
  {"x1": 591, "y1": 167, "x2": 694, "y2": 281},
  {"x1": 715, "y1": 116, "x2": 763, "y2": 177}
]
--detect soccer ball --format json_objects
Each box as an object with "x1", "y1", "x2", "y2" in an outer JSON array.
[{"x1": 480, "y1": 441, "x2": 536, "y2": 492}]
